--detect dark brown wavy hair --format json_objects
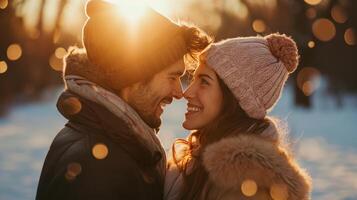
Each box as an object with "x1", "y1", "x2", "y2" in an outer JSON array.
[{"x1": 172, "y1": 64, "x2": 273, "y2": 200}]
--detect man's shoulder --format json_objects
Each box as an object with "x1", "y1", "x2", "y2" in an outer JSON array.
[
  {"x1": 37, "y1": 127, "x2": 150, "y2": 200},
  {"x1": 49, "y1": 125, "x2": 140, "y2": 172}
]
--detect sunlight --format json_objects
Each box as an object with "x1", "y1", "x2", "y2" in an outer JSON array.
[
  {"x1": 110, "y1": 0, "x2": 148, "y2": 24},
  {"x1": 148, "y1": 0, "x2": 172, "y2": 17}
]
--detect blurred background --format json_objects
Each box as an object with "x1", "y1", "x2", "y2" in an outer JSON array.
[{"x1": 0, "y1": 0, "x2": 357, "y2": 199}]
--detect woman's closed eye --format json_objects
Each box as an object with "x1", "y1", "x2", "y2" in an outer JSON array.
[{"x1": 200, "y1": 78, "x2": 209, "y2": 85}]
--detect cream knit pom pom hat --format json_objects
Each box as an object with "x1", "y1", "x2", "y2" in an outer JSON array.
[{"x1": 206, "y1": 33, "x2": 299, "y2": 119}]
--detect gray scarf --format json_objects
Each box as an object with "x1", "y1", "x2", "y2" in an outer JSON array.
[{"x1": 65, "y1": 75, "x2": 166, "y2": 180}]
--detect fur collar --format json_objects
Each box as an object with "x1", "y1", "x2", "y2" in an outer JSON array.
[{"x1": 202, "y1": 134, "x2": 312, "y2": 200}]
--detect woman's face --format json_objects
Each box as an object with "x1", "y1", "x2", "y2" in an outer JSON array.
[{"x1": 183, "y1": 63, "x2": 223, "y2": 130}]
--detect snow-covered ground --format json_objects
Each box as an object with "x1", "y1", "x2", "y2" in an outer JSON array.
[{"x1": 0, "y1": 81, "x2": 356, "y2": 200}]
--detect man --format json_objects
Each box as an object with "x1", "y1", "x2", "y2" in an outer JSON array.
[{"x1": 36, "y1": 0, "x2": 211, "y2": 199}]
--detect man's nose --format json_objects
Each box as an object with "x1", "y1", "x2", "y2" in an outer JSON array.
[{"x1": 172, "y1": 81, "x2": 183, "y2": 99}]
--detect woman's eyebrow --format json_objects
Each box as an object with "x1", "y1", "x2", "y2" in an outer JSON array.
[{"x1": 198, "y1": 73, "x2": 214, "y2": 81}]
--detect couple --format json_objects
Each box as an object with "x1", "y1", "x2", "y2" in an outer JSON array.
[{"x1": 36, "y1": 0, "x2": 311, "y2": 200}]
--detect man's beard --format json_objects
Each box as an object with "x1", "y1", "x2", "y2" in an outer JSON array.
[
  {"x1": 141, "y1": 112, "x2": 161, "y2": 129},
  {"x1": 127, "y1": 90, "x2": 162, "y2": 129}
]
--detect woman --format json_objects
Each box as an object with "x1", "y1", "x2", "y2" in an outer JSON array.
[{"x1": 164, "y1": 33, "x2": 312, "y2": 200}]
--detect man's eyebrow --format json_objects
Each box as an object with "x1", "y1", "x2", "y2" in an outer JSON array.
[
  {"x1": 169, "y1": 70, "x2": 185, "y2": 76},
  {"x1": 197, "y1": 73, "x2": 214, "y2": 81}
]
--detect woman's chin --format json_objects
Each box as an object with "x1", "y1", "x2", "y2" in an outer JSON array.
[
  {"x1": 182, "y1": 120, "x2": 204, "y2": 130},
  {"x1": 182, "y1": 121, "x2": 196, "y2": 130}
]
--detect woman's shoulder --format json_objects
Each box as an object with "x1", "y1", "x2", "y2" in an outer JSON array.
[{"x1": 202, "y1": 134, "x2": 312, "y2": 200}]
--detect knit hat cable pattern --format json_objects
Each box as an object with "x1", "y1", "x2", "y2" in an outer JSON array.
[{"x1": 207, "y1": 33, "x2": 299, "y2": 119}]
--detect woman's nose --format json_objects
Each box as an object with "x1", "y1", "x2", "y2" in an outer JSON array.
[{"x1": 183, "y1": 84, "x2": 195, "y2": 100}]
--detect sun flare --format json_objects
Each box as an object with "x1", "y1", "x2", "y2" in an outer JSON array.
[{"x1": 110, "y1": 0, "x2": 148, "y2": 23}]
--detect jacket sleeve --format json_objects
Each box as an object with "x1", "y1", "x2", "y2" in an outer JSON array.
[{"x1": 202, "y1": 134, "x2": 312, "y2": 200}]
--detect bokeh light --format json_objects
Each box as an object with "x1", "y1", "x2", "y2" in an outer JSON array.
[
  {"x1": 236, "y1": 2, "x2": 249, "y2": 20},
  {"x1": 92, "y1": 143, "x2": 109, "y2": 160},
  {"x1": 331, "y1": 5, "x2": 348, "y2": 24},
  {"x1": 306, "y1": 8, "x2": 317, "y2": 19},
  {"x1": 297, "y1": 67, "x2": 321, "y2": 96},
  {"x1": 55, "y1": 47, "x2": 67, "y2": 59},
  {"x1": 344, "y1": 28, "x2": 356, "y2": 46},
  {"x1": 241, "y1": 179, "x2": 258, "y2": 197},
  {"x1": 0, "y1": 61, "x2": 8, "y2": 74},
  {"x1": 304, "y1": 0, "x2": 322, "y2": 6},
  {"x1": 58, "y1": 97, "x2": 82, "y2": 116},
  {"x1": 65, "y1": 162, "x2": 82, "y2": 181},
  {"x1": 49, "y1": 54, "x2": 63, "y2": 71},
  {"x1": 7, "y1": 44, "x2": 22, "y2": 61},
  {"x1": 252, "y1": 19, "x2": 266, "y2": 33},
  {"x1": 0, "y1": 0, "x2": 8, "y2": 9},
  {"x1": 270, "y1": 183, "x2": 288, "y2": 200},
  {"x1": 224, "y1": 0, "x2": 249, "y2": 20},
  {"x1": 312, "y1": 18, "x2": 336, "y2": 42},
  {"x1": 308, "y1": 40, "x2": 315, "y2": 48},
  {"x1": 302, "y1": 81, "x2": 315, "y2": 96}
]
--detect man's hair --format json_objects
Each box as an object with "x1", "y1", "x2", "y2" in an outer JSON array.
[{"x1": 180, "y1": 24, "x2": 213, "y2": 62}]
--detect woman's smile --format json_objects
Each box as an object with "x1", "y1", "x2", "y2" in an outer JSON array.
[{"x1": 185, "y1": 103, "x2": 203, "y2": 117}]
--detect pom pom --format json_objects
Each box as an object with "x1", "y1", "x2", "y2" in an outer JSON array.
[{"x1": 265, "y1": 33, "x2": 299, "y2": 73}]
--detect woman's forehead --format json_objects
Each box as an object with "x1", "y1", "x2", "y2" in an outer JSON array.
[{"x1": 194, "y1": 63, "x2": 216, "y2": 78}]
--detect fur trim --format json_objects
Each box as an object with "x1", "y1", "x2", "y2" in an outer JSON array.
[{"x1": 202, "y1": 134, "x2": 311, "y2": 200}]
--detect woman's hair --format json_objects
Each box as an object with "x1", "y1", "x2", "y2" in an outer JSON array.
[{"x1": 172, "y1": 66, "x2": 275, "y2": 200}]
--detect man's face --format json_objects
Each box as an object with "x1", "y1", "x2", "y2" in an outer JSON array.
[{"x1": 124, "y1": 59, "x2": 185, "y2": 129}]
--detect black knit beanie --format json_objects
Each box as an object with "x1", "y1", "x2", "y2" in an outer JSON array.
[{"x1": 65, "y1": 0, "x2": 188, "y2": 92}]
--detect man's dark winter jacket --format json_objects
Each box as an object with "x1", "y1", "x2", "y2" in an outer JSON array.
[{"x1": 36, "y1": 91, "x2": 163, "y2": 200}]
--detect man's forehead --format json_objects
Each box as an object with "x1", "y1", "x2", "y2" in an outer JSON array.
[{"x1": 166, "y1": 59, "x2": 186, "y2": 75}]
